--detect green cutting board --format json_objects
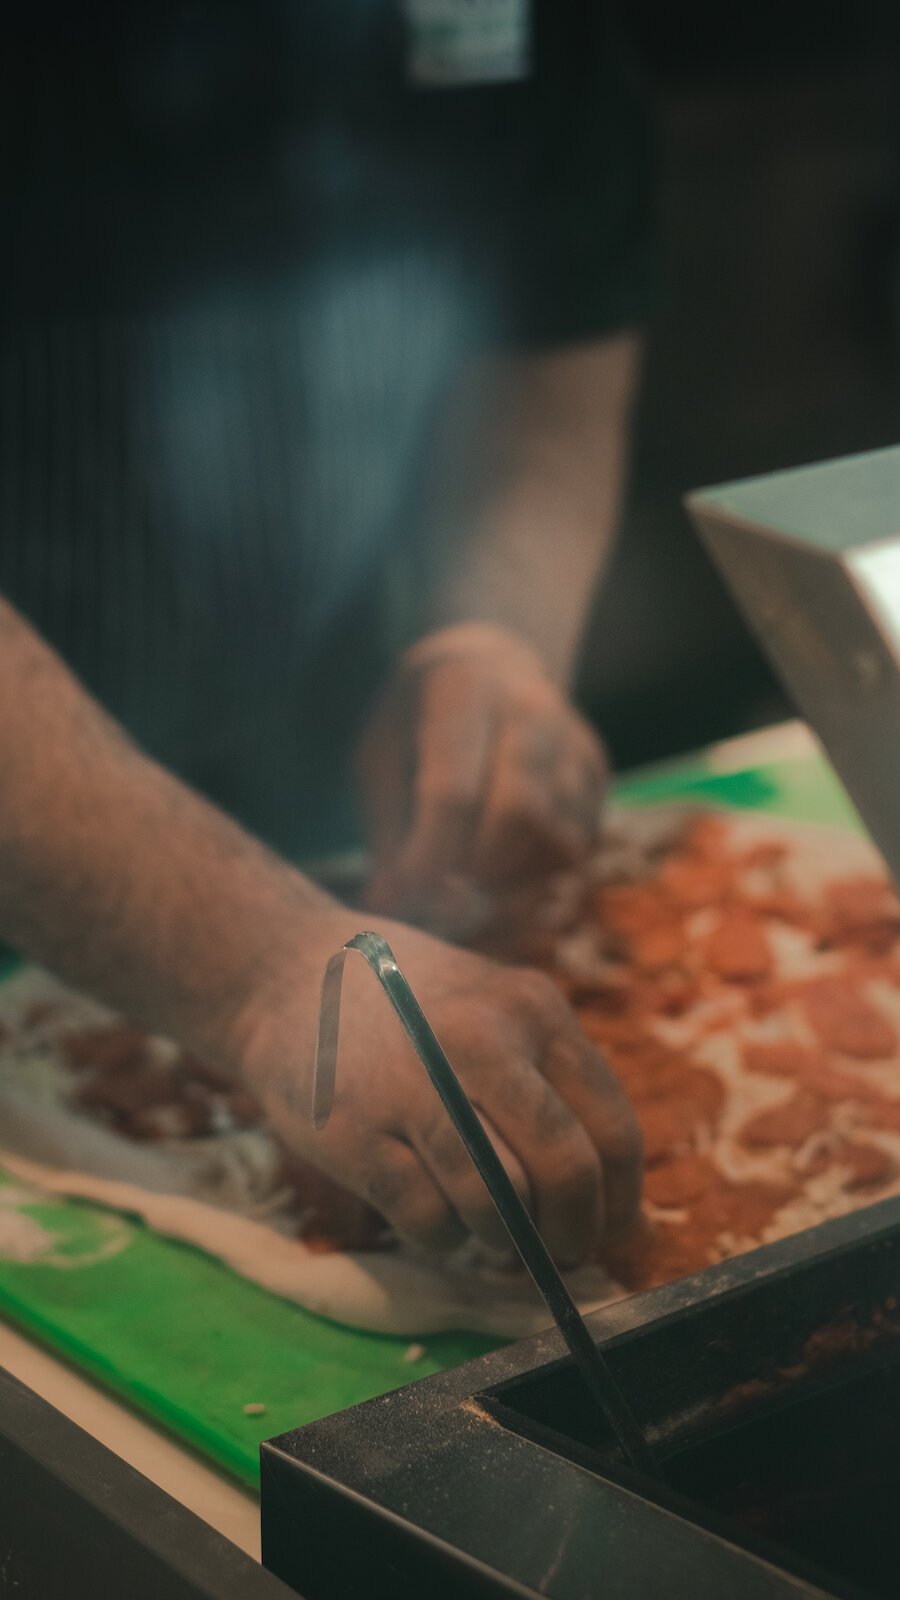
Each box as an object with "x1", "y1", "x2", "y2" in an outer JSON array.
[{"x1": 0, "y1": 745, "x2": 865, "y2": 1489}]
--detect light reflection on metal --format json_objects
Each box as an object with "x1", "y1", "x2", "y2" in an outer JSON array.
[{"x1": 313, "y1": 930, "x2": 659, "y2": 1479}]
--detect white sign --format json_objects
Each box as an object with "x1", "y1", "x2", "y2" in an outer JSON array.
[
  {"x1": 403, "y1": 0, "x2": 532, "y2": 88},
  {"x1": 850, "y1": 542, "x2": 900, "y2": 667}
]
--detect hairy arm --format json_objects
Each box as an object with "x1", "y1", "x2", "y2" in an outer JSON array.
[
  {"x1": 419, "y1": 330, "x2": 641, "y2": 685},
  {"x1": 0, "y1": 596, "x2": 642, "y2": 1259},
  {"x1": 359, "y1": 331, "x2": 642, "y2": 920},
  {"x1": 0, "y1": 596, "x2": 332, "y2": 1065}
]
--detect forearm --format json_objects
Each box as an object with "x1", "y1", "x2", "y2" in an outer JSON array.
[
  {"x1": 0, "y1": 615, "x2": 643, "y2": 1259},
  {"x1": 420, "y1": 330, "x2": 642, "y2": 686},
  {"x1": 0, "y1": 598, "x2": 335, "y2": 1066}
]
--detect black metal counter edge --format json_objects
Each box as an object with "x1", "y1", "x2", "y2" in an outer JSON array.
[
  {"x1": 261, "y1": 1194, "x2": 900, "y2": 1600},
  {"x1": 0, "y1": 1364, "x2": 294, "y2": 1600},
  {"x1": 3, "y1": 1196, "x2": 897, "y2": 1600}
]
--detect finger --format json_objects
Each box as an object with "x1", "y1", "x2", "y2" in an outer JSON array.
[
  {"x1": 572, "y1": 716, "x2": 612, "y2": 795},
  {"x1": 472, "y1": 1047, "x2": 605, "y2": 1266},
  {"x1": 539, "y1": 1025, "x2": 643, "y2": 1244},
  {"x1": 495, "y1": 969, "x2": 643, "y2": 1247},
  {"x1": 408, "y1": 1101, "x2": 531, "y2": 1253},
  {"x1": 363, "y1": 1135, "x2": 469, "y2": 1254},
  {"x1": 552, "y1": 746, "x2": 607, "y2": 845},
  {"x1": 382, "y1": 677, "x2": 496, "y2": 907},
  {"x1": 470, "y1": 721, "x2": 593, "y2": 885},
  {"x1": 545, "y1": 722, "x2": 610, "y2": 860}
]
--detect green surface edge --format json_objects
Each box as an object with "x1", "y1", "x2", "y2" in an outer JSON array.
[{"x1": 0, "y1": 747, "x2": 863, "y2": 1489}]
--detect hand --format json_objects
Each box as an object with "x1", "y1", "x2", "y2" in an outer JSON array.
[
  {"x1": 235, "y1": 908, "x2": 642, "y2": 1267},
  {"x1": 356, "y1": 624, "x2": 609, "y2": 931}
]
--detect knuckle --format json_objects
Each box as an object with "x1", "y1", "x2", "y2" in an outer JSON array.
[
  {"x1": 603, "y1": 1109, "x2": 644, "y2": 1168},
  {"x1": 547, "y1": 821, "x2": 588, "y2": 862},
  {"x1": 423, "y1": 1117, "x2": 469, "y2": 1175},
  {"x1": 498, "y1": 791, "x2": 550, "y2": 834},
  {"x1": 449, "y1": 1168, "x2": 503, "y2": 1226},
  {"x1": 572, "y1": 752, "x2": 607, "y2": 800},
  {"x1": 558, "y1": 775, "x2": 599, "y2": 817},
  {"x1": 363, "y1": 1161, "x2": 415, "y2": 1217},
  {"x1": 405, "y1": 1203, "x2": 455, "y2": 1248},
  {"x1": 530, "y1": 1077, "x2": 581, "y2": 1143},
  {"x1": 545, "y1": 1134, "x2": 601, "y2": 1194},
  {"x1": 538, "y1": 1148, "x2": 602, "y2": 1242},
  {"x1": 367, "y1": 1168, "x2": 452, "y2": 1247}
]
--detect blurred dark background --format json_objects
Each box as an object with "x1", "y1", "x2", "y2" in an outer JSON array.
[
  {"x1": 578, "y1": 1, "x2": 900, "y2": 768},
  {"x1": 6, "y1": 4, "x2": 900, "y2": 798}
]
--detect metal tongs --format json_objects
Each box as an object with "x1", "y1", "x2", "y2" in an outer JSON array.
[{"x1": 314, "y1": 931, "x2": 659, "y2": 1479}]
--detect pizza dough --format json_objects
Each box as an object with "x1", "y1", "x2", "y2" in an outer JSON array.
[
  {"x1": 551, "y1": 808, "x2": 900, "y2": 1290},
  {"x1": 0, "y1": 968, "x2": 617, "y2": 1338},
  {"x1": 3, "y1": 805, "x2": 900, "y2": 1336}
]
